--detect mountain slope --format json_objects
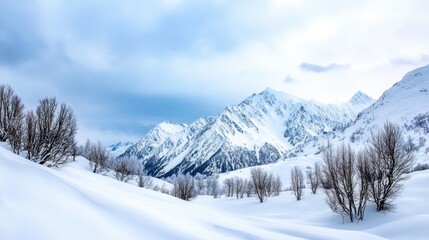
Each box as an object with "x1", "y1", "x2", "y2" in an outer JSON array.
[
  {"x1": 122, "y1": 89, "x2": 373, "y2": 177},
  {"x1": 344, "y1": 64, "x2": 429, "y2": 156}
]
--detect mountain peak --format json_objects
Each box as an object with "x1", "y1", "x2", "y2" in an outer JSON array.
[
  {"x1": 259, "y1": 87, "x2": 279, "y2": 105},
  {"x1": 257, "y1": 87, "x2": 302, "y2": 104},
  {"x1": 348, "y1": 91, "x2": 374, "y2": 105},
  {"x1": 157, "y1": 121, "x2": 186, "y2": 134}
]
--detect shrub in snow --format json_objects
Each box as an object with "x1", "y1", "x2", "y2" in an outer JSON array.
[
  {"x1": 136, "y1": 174, "x2": 153, "y2": 189},
  {"x1": 110, "y1": 156, "x2": 140, "y2": 182},
  {"x1": 80, "y1": 140, "x2": 111, "y2": 174}
]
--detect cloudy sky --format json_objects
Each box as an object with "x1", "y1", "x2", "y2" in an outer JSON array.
[{"x1": 1, "y1": 0, "x2": 428, "y2": 145}]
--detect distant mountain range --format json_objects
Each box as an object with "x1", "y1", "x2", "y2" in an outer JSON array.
[
  {"x1": 117, "y1": 65, "x2": 429, "y2": 177},
  {"x1": 107, "y1": 141, "x2": 134, "y2": 157}
]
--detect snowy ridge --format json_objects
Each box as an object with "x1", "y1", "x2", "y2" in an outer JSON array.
[
  {"x1": 122, "y1": 88, "x2": 373, "y2": 177},
  {"x1": 344, "y1": 64, "x2": 429, "y2": 155}
]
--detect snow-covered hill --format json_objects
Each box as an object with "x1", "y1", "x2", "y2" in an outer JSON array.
[
  {"x1": 1, "y1": 144, "x2": 428, "y2": 240},
  {"x1": 122, "y1": 88, "x2": 373, "y2": 177}
]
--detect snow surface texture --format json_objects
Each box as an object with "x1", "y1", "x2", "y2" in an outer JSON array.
[
  {"x1": 1, "y1": 145, "x2": 428, "y2": 240},
  {"x1": 122, "y1": 88, "x2": 373, "y2": 177}
]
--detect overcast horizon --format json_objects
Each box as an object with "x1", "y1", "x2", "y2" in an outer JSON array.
[{"x1": 1, "y1": 0, "x2": 428, "y2": 144}]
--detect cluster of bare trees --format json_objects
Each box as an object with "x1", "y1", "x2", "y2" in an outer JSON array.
[
  {"x1": 223, "y1": 168, "x2": 282, "y2": 203},
  {"x1": 289, "y1": 163, "x2": 321, "y2": 201},
  {"x1": 250, "y1": 167, "x2": 282, "y2": 203},
  {"x1": 80, "y1": 140, "x2": 155, "y2": 189},
  {"x1": 193, "y1": 173, "x2": 221, "y2": 198},
  {"x1": 169, "y1": 168, "x2": 283, "y2": 202},
  {"x1": 223, "y1": 176, "x2": 254, "y2": 199},
  {"x1": 169, "y1": 173, "x2": 221, "y2": 201},
  {"x1": 321, "y1": 122, "x2": 414, "y2": 222},
  {"x1": 171, "y1": 173, "x2": 196, "y2": 201},
  {"x1": 0, "y1": 84, "x2": 77, "y2": 167}
]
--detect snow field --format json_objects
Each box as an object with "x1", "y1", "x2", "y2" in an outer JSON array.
[{"x1": 1, "y1": 144, "x2": 429, "y2": 239}]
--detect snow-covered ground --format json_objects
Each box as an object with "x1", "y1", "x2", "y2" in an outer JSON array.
[{"x1": 1, "y1": 144, "x2": 428, "y2": 239}]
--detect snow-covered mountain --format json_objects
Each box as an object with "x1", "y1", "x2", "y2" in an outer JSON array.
[
  {"x1": 123, "y1": 62, "x2": 429, "y2": 177},
  {"x1": 122, "y1": 88, "x2": 373, "y2": 177},
  {"x1": 108, "y1": 141, "x2": 134, "y2": 157},
  {"x1": 344, "y1": 65, "x2": 429, "y2": 155}
]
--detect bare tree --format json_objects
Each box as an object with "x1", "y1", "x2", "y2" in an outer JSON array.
[
  {"x1": 223, "y1": 177, "x2": 234, "y2": 197},
  {"x1": 194, "y1": 173, "x2": 206, "y2": 195},
  {"x1": 291, "y1": 166, "x2": 304, "y2": 200},
  {"x1": 8, "y1": 95, "x2": 25, "y2": 154},
  {"x1": 250, "y1": 167, "x2": 270, "y2": 203},
  {"x1": 307, "y1": 162, "x2": 321, "y2": 194},
  {"x1": 206, "y1": 175, "x2": 221, "y2": 198},
  {"x1": 23, "y1": 110, "x2": 38, "y2": 160},
  {"x1": 234, "y1": 177, "x2": 245, "y2": 199},
  {"x1": 357, "y1": 151, "x2": 370, "y2": 220},
  {"x1": 111, "y1": 156, "x2": 139, "y2": 182},
  {"x1": 80, "y1": 140, "x2": 110, "y2": 174},
  {"x1": 0, "y1": 85, "x2": 15, "y2": 141},
  {"x1": 244, "y1": 179, "x2": 254, "y2": 197},
  {"x1": 265, "y1": 172, "x2": 275, "y2": 197},
  {"x1": 171, "y1": 173, "x2": 196, "y2": 201},
  {"x1": 272, "y1": 175, "x2": 282, "y2": 196},
  {"x1": 366, "y1": 122, "x2": 415, "y2": 211},
  {"x1": 136, "y1": 166, "x2": 153, "y2": 189},
  {"x1": 321, "y1": 143, "x2": 368, "y2": 222},
  {"x1": 0, "y1": 85, "x2": 25, "y2": 153}
]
